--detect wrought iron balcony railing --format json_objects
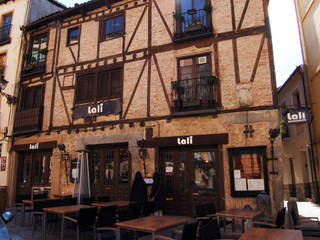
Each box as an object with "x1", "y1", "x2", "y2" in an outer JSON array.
[
  {"x1": 171, "y1": 76, "x2": 218, "y2": 112},
  {"x1": 13, "y1": 107, "x2": 43, "y2": 135},
  {"x1": 0, "y1": 24, "x2": 11, "y2": 45},
  {"x1": 21, "y1": 62, "x2": 46, "y2": 78},
  {"x1": 173, "y1": 9, "x2": 213, "y2": 42}
]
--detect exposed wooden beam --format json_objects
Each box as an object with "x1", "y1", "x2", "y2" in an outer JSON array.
[
  {"x1": 250, "y1": 34, "x2": 265, "y2": 82},
  {"x1": 237, "y1": 0, "x2": 250, "y2": 31},
  {"x1": 153, "y1": 0, "x2": 174, "y2": 41}
]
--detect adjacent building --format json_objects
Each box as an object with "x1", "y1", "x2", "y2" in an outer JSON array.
[
  {"x1": 278, "y1": 65, "x2": 318, "y2": 201},
  {"x1": 295, "y1": 1, "x2": 320, "y2": 191},
  {"x1": 0, "y1": 0, "x2": 65, "y2": 211},
  {"x1": 9, "y1": 0, "x2": 281, "y2": 215}
]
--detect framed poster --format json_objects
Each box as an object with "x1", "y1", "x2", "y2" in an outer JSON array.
[{"x1": 228, "y1": 146, "x2": 269, "y2": 197}]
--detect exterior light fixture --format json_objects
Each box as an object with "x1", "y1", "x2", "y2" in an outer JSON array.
[{"x1": 0, "y1": 76, "x2": 17, "y2": 104}]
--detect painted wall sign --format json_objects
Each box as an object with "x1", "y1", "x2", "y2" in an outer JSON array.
[
  {"x1": 177, "y1": 136, "x2": 193, "y2": 145},
  {"x1": 1, "y1": 156, "x2": 6, "y2": 171},
  {"x1": 72, "y1": 99, "x2": 122, "y2": 120},
  {"x1": 286, "y1": 109, "x2": 309, "y2": 124},
  {"x1": 29, "y1": 143, "x2": 39, "y2": 150}
]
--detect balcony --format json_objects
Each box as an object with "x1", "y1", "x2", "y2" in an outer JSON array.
[
  {"x1": 0, "y1": 24, "x2": 11, "y2": 46},
  {"x1": 13, "y1": 107, "x2": 43, "y2": 135},
  {"x1": 171, "y1": 76, "x2": 218, "y2": 113},
  {"x1": 21, "y1": 62, "x2": 46, "y2": 79},
  {"x1": 173, "y1": 9, "x2": 213, "y2": 42}
]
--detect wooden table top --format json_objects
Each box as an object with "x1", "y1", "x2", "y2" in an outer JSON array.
[
  {"x1": 239, "y1": 227, "x2": 303, "y2": 240},
  {"x1": 116, "y1": 216, "x2": 191, "y2": 232},
  {"x1": 92, "y1": 201, "x2": 129, "y2": 208},
  {"x1": 22, "y1": 198, "x2": 57, "y2": 204},
  {"x1": 43, "y1": 204, "x2": 95, "y2": 214},
  {"x1": 215, "y1": 209, "x2": 262, "y2": 219},
  {"x1": 52, "y1": 193, "x2": 72, "y2": 198}
]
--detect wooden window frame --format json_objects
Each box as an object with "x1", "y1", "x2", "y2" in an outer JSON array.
[
  {"x1": 28, "y1": 33, "x2": 49, "y2": 66},
  {"x1": 67, "y1": 26, "x2": 80, "y2": 46},
  {"x1": 19, "y1": 84, "x2": 45, "y2": 111},
  {"x1": 74, "y1": 66, "x2": 123, "y2": 105},
  {"x1": 228, "y1": 146, "x2": 269, "y2": 197},
  {"x1": 100, "y1": 13, "x2": 125, "y2": 42}
]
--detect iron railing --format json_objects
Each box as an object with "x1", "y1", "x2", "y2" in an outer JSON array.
[
  {"x1": 0, "y1": 24, "x2": 11, "y2": 45},
  {"x1": 21, "y1": 63, "x2": 46, "y2": 78},
  {"x1": 172, "y1": 76, "x2": 218, "y2": 112},
  {"x1": 174, "y1": 9, "x2": 213, "y2": 41}
]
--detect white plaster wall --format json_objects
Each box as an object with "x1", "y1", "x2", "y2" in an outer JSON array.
[{"x1": 0, "y1": 0, "x2": 29, "y2": 186}]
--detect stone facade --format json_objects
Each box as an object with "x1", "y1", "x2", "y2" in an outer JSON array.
[{"x1": 9, "y1": 0, "x2": 282, "y2": 214}]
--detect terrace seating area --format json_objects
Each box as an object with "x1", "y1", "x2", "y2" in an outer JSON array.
[{"x1": 6, "y1": 197, "x2": 320, "y2": 240}]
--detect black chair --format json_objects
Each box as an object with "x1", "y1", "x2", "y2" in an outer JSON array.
[
  {"x1": 252, "y1": 207, "x2": 286, "y2": 229},
  {"x1": 198, "y1": 219, "x2": 240, "y2": 240},
  {"x1": 82, "y1": 197, "x2": 96, "y2": 205},
  {"x1": 128, "y1": 202, "x2": 141, "y2": 218},
  {"x1": 156, "y1": 221, "x2": 199, "y2": 240},
  {"x1": 64, "y1": 207, "x2": 97, "y2": 240},
  {"x1": 194, "y1": 204, "x2": 212, "y2": 228},
  {"x1": 97, "y1": 196, "x2": 110, "y2": 202},
  {"x1": 14, "y1": 194, "x2": 32, "y2": 225},
  {"x1": 143, "y1": 201, "x2": 155, "y2": 217},
  {"x1": 206, "y1": 203, "x2": 216, "y2": 216},
  {"x1": 96, "y1": 205, "x2": 117, "y2": 240}
]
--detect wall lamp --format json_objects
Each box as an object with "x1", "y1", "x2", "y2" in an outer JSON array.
[
  {"x1": 0, "y1": 76, "x2": 17, "y2": 104},
  {"x1": 137, "y1": 139, "x2": 147, "y2": 176}
]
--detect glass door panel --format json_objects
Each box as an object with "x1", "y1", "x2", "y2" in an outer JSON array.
[{"x1": 192, "y1": 151, "x2": 216, "y2": 194}]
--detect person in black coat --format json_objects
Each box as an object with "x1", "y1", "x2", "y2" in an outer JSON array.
[
  {"x1": 130, "y1": 171, "x2": 148, "y2": 216},
  {"x1": 149, "y1": 172, "x2": 164, "y2": 216}
]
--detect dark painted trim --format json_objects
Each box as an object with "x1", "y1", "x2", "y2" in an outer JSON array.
[{"x1": 13, "y1": 141, "x2": 57, "y2": 151}]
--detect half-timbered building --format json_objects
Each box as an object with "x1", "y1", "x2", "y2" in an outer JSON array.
[{"x1": 9, "y1": 0, "x2": 281, "y2": 215}]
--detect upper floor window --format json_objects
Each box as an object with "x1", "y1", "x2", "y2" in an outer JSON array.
[
  {"x1": 0, "y1": 54, "x2": 6, "y2": 76},
  {"x1": 67, "y1": 27, "x2": 79, "y2": 46},
  {"x1": 20, "y1": 85, "x2": 44, "y2": 110},
  {"x1": 75, "y1": 68, "x2": 122, "y2": 104},
  {"x1": 30, "y1": 34, "x2": 48, "y2": 65},
  {"x1": 0, "y1": 13, "x2": 12, "y2": 44},
  {"x1": 101, "y1": 15, "x2": 124, "y2": 40}
]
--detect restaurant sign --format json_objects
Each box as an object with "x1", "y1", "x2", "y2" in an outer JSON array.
[
  {"x1": 72, "y1": 99, "x2": 122, "y2": 120},
  {"x1": 286, "y1": 108, "x2": 310, "y2": 124}
]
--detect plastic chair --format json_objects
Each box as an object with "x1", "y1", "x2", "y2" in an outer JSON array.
[
  {"x1": 198, "y1": 219, "x2": 240, "y2": 240},
  {"x1": 252, "y1": 207, "x2": 286, "y2": 228},
  {"x1": 156, "y1": 221, "x2": 199, "y2": 240},
  {"x1": 97, "y1": 196, "x2": 110, "y2": 202}
]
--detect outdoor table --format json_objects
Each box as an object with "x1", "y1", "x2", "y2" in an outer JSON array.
[
  {"x1": 21, "y1": 198, "x2": 54, "y2": 226},
  {"x1": 115, "y1": 216, "x2": 191, "y2": 240},
  {"x1": 214, "y1": 209, "x2": 262, "y2": 232},
  {"x1": 239, "y1": 227, "x2": 303, "y2": 240},
  {"x1": 91, "y1": 200, "x2": 129, "y2": 208},
  {"x1": 42, "y1": 204, "x2": 95, "y2": 240}
]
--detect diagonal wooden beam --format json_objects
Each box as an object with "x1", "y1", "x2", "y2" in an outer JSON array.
[
  {"x1": 153, "y1": 0, "x2": 174, "y2": 41},
  {"x1": 153, "y1": 53, "x2": 171, "y2": 113},
  {"x1": 69, "y1": 46, "x2": 77, "y2": 63},
  {"x1": 250, "y1": 34, "x2": 265, "y2": 82},
  {"x1": 237, "y1": 0, "x2": 250, "y2": 31},
  {"x1": 232, "y1": 39, "x2": 240, "y2": 83},
  {"x1": 56, "y1": 76, "x2": 72, "y2": 126},
  {"x1": 123, "y1": 59, "x2": 148, "y2": 119},
  {"x1": 230, "y1": 0, "x2": 236, "y2": 31},
  {"x1": 125, "y1": 5, "x2": 148, "y2": 53}
]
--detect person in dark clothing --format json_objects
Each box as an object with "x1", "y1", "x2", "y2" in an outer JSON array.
[
  {"x1": 149, "y1": 172, "x2": 164, "y2": 216},
  {"x1": 130, "y1": 171, "x2": 148, "y2": 216}
]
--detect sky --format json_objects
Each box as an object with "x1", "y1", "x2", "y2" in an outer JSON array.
[{"x1": 58, "y1": 0, "x2": 303, "y2": 87}]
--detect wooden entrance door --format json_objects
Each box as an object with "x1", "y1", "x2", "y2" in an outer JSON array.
[
  {"x1": 160, "y1": 147, "x2": 219, "y2": 216},
  {"x1": 16, "y1": 151, "x2": 52, "y2": 197}
]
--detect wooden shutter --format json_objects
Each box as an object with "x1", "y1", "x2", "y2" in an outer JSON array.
[
  {"x1": 110, "y1": 69, "x2": 121, "y2": 98},
  {"x1": 98, "y1": 71, "x2": 110, "y2": 100},
  {"x1": 75, "y1": 73, "x2": 94, "y2": 103}
]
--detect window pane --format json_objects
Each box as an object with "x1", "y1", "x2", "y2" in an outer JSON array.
[
  {"x1": 178, "y1": 152, "x2": 186, "y2": 193},
  {"x1": 115, "y1": 16, "x2": 123, "y2": 32},
  {"x1": 110, "y1": 70, "x2": 121, "y2": 98},
  {"x1": 119, "y1": 149, "x2": 129, "y2": 183},
  {"x1": 69, "y1": 28, "x2": 79, "y2": 45},
  {"x1": 104, "y1": 151, "x2": 114, "y2": 184},
  {"x1": 91, "y1": 151, "x2": 101, "y2": 185},
  {"x1": 98, "y1": 71, "x2": 110, "y2": 99},
  {"x1": 192, "y1": 152, "x2": 216, "y2": 193},
  {"x1": 20, "y1": 154, "x2": 32, "y2": 184},
  {"x1": 164, "y1": 152, "x2": 174, "y2": 193},
  {"x1": 106, "y1": 19, "x2": 115, "y2": 35},
  {"x1": 76, "y1": 73, "x2": 94, "y2": 102}
]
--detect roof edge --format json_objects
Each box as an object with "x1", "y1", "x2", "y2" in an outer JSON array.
[{"x1": 277, "y1": 65, "x2": 304, "y2": 95}]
